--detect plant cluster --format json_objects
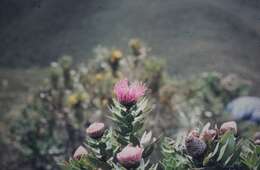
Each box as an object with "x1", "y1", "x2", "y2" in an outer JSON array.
[
  {"x1": 64, "y1": 79, "x2": 158, "y2": 170},
  {"x1": 7, "y1": 39, "x2": 164, "y2": 170},
  {"x1": 161, "y1": 121, "x2": 260, "y2": 170},
  {"x1": 5, "y1": 39, "x2": 253, "y2": 170},
  {"x1": 9, "y1": 56, "x2": 89, "y2": 170},
  {"x1": 64, "y1": 80, "x2": 260, "y2": 170},
  {"x1": 157, "y1": 72, "x2": 251, "y2": 133}
]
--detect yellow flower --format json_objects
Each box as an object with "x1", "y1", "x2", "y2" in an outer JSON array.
[
  {"x1": 68, "y1": 94, "x2": 78, "y2": 106},
  {"x1": 129, "y1": 39, "x2": 141, "y2": 51},
  {"x1": 95, "y1": 73, "x2": 104, "y2": 81},
  {"x1": 110, "y1": 49, "x2": 123, "y2": 62}
]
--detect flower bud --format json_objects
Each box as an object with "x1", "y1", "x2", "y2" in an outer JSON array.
[
  {"x1": 200, "y1": 123, "x2": 217, "y2": 142},
  {"x1": 188, "y1": 129, "x2": 200, "y2": 138},
  {"x1": 116, "y1": 145, "x2": 143, "y2": 169},
  {"x1": 67, "y1": 94, "x2": 78, "y2": 106},
  {"x1": 73, "y1": 146, "x2": 88, "y2": 160},
  {"x1": 200, "y1": 129, "x2": 217, "y2": 142},
  {"x1": 110, "y1": 50, "x2": 123, "y2": 63},
  {"x1": 95, "y1": 73, "x2": 104, "y2": 81},
  {"x1": 254, "y1": 132, "x2": 260, "y2": 145},
  {"x1": 220, "y1": 121, "x2": 237, "y2": 135},
  {"x1": 254, "y1": 132, "x2": 260, "y2": 140},
  {"x1": 86, "y1": 122, "x2": 105, "y2": 139},
  {"x1": 255, "y1": 140, "x2": 260, "y2": 145},
  {"x1": 129, "y1": 39, "x2": 142, "y2": 56},
  {"x1": 185, "y1": 136, "x2": 207, "y2": 158}
]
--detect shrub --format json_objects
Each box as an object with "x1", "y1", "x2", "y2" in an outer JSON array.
[
  {"x1": 10, "y1": 57, "x2": 89, "y2": 170},
  {"x1": 157, "y1": 72, "x2": 251, "y2": 133},
  {"x1": 8, "y1": 40, "x2": 164, "y2": 170},
  {"x1": 63, "y1": 79, "x2": 158, "y2": 170},
  {"x1": 161, "y1": 121, "x2": 260, "y2": 170},
  {"x1": 6, "y1": 39, "x2": 253, "y2": 170}
]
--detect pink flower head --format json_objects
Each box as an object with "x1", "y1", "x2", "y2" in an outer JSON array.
[
  {"x1": 255, "y1": 140, "x2": 260, "y2": 145},
  {"x1": 254, "y1": 132, "x2": 260, "y2": 145},
  {"x1": 254, "y1": 132, "x2": 260, "y2": 141},
  {"x1": 73, "y1": 146, "x2": 88, "y2": 160},
  {"x1": 114, "y1": 79, "x2": 147, "y2": 106},
  {"x1": 116, "y1": 145, "x2": 143, "y2": 168},
  {"x1": 86, "y1": 122, "x2": 105, "y2": 139},
  {"x1": 220, "y1": 121, "x2": 237, "y2": 135}
]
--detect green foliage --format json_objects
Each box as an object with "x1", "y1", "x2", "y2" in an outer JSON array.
[
  {"x1": 84, "y1": 129, "x2": 115, "y2": 161},
  {"x1": 63, "y1": 88, "x2": 157, "y2": 170},
  {"x1": 112, "y1": 160, "x2": 158, "y2": 170},
  {"x1": 160, "y1": 123, "x2": 260, "y2": 170},
  {"x1": 5, "y1": 39, "x2": 255, "y2": 170},
  {"x1": 159, "y1": 72, "x2": 251, "y2": 130},
  {"x1": 109, "y1": 98, "x2": 150, "y2": 146},
  {"x1": 10, "y1": 56, "x2": 89, "y2": 170},
  {"x1": 7, "y1": 39, "x2": 166, "y2": 170},
  {"x1": 142, "y1": 58, "x2": 165, "y2": 94},
  {"x1": 63, "y1": 155, "x2": 112, "y2": 170},
  {"x1": 161, "y1": 137, "x2": 192, "y2": 170},
  {"x1": 191, "y1": 72, "x2": 250, "y2": 116},
  {"x1": 241, "y1": 140, "x2": 260, "y2": 170},
  {"x1": 202, "y1": 131, "x2": 243, "y2": 168}
]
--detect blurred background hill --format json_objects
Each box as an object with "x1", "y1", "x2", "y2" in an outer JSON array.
[{"x1": 0, "y1": 0, "x2": 260, "y2": 114}]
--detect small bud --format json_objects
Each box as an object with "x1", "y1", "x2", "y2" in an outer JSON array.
[
  {"x1": 220, "y1": 121, "x2": 237, "y2": 135},
  {"x1": 129, "y1": 39, "x2": 141, "y2": 55},
  {"x1": 116, "y1": 145, "x2": 143, "y2": 169},
  {"x1": 73, "y1": 146, "x2": 88, "y2": 160},
  {"x1": 254, "y1": 132, "x2": 260, "y2": 140},
  {"x1": 188, "y1": 129, "x2": 200, "y2": 138},
  {"x1": 254, "y1": 132, "x2": 260, "y2": 145},
  {"x1": 185, "y1": 136, "x2": 207, "y2": 158},
  {"x1": 255, "y1": 139, "x2": 260, "y2": 145},
  {"x1": 200, "y1": 123, "x2": 217, "y2": 142},
  {"x1": 95, "y1": 73, "x2": 104, "y2": 81},
  {"x1": 110, "y1": 49, "x2": 123, "y2": 63},
  {"x1": 67, "y1": 94, "x2": 78, "y2": 106},
  {"x1": 200, "y1": 129, "x2": 217, "y2": 142},
  {"x1": 86, "y1": 122, "x2": 105, "y2": 139}
]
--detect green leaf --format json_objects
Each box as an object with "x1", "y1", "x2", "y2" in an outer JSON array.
[
  {"x1": 224, "y1": 154, "x2": 233, "y2": 166},
  {"x1": 142, "y1": 144, "x2": 154, "y2": 158},
  {"x1": 203, "y1": 142, "x2": 220, "y2": 166},
  {"x1": 86, "y1": 155, "x2": 112, "y2": 169},
  {"x1": 256, "y1": 145, "x2": 260, "y2": 154},
  {"x1": 217, "y1": 138, "x2": 229, "y2": 162}
]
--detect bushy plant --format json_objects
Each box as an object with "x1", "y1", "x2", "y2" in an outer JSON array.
[
  {"x1": 9, "y1": 56, "x2": 90, "y2": 170},
  {"x1": 157, "y1": 72, "x2": 251, "y2": 133},
  {"x1": 5, "y1": 39, "x2": 254, "y2": 170},
  {"x1": 161, "y1": 121, "x2": 260, "y2": 170},
  {"x1": 63, "y1": 79, "x2": 158, "y2": 170},
  {"x1": 8, "y1": 40, "x2": 165, "y2": 170},
  {"x1": 160, "y1": 137, "x2": 192, "y2": 170},
  {"x1": 241, "y1": 133, "x2": 260, "y2": 170}
]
